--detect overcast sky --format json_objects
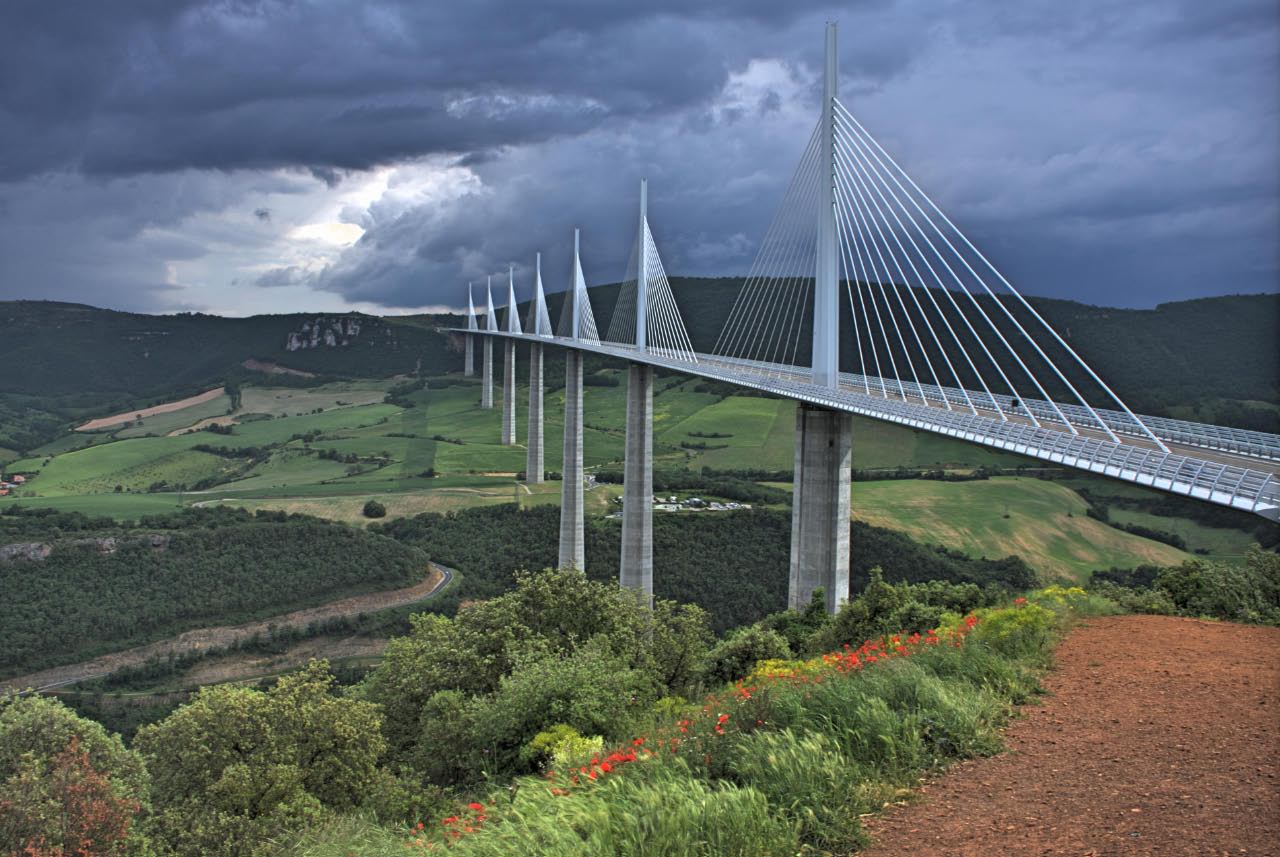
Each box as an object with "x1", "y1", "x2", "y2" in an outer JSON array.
[{"x1": 1, "y1": 0, "x2": 1276, "y2": 315}]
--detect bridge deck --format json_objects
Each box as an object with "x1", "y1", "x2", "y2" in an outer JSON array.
[{"x1": 459, "y1": 329, "x2": 1280, "y2": 521}]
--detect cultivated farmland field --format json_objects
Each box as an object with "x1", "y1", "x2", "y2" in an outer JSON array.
[
  {"x1": 850, "y1": 477, "x2": 1193, "y2": 580},
  {"x1": 2, "y1": 367, "x2": 1254, "y2": 581}
]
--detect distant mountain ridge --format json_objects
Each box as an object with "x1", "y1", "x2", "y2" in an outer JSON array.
[{"x1": 0, "y1": 288, "x2": 1275, "y2": 454}]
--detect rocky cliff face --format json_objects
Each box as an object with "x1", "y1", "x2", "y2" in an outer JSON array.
[
  {"x1": 0, "y1": 534, "x2": 170, "y2": 562},
  {"x1": 0, "y1": 543, "x2": 52, "y2": 562},
  {"x1": 285, "y1": 316, "x2": 370, "y2": 351}
]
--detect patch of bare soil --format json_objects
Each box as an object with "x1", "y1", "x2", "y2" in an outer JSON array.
[
  {"x1": 859, "y1": 615, "x2": 1280, "y2": 856},
  {"x1": 75, "y1": 387, "x2": 225, "y2": 431},
  {"x1": 241, "y1": 358, "x2": 316, "y2": 378},
  {"x1": 2, "y1": 565, "x2": 445, "y2": 692},
  {"x1": 179, "y1": 634, "x2": 390, "y2": 686}
]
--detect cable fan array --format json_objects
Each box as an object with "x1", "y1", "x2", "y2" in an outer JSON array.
[
  {"x1": 713, "y1": 99, "x2": 1167, "y2": 451},
  {"x1": 525, "y1": 253, "x2": 554, "y2": 337},
  {"x1": 713, "y1": 122, "x2": 821, "y2": 374},
  {"x1": 556, "y1": 234, "x2": 601, "y2": 343},
  {"x1": 605, "y1": 213, "x2": 697, "y2": 362}
]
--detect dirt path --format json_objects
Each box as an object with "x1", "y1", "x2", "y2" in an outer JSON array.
[
  {"x1": 2, "y1": 564, "x2": 449, "y2": 693},
  {"x1": 75, "y1": 387, "x2": 225, "y2": 431},
  {"x1": 860, "y1": 615, "x2": 1280, "y2": 856}
]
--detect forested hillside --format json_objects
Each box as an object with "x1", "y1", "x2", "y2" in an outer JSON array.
[{"x1": 0, "y1": 507, "x2": 428, "y2": 677}]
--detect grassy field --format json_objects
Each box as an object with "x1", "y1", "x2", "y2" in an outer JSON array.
[
  {"x1": 2, "y1": 371, "x2": 1258, "y2": 584},
  {"x1": 237, "y1": 382, "x2": 396, "y2": 416},
  {"x1": 1107, "y1": 508, "x2": 1257, "y2": 560},
  {"x1": 0, "y1": 492, "x2": 187, "y2": 517},
  {"x1": 218, "y1": 478, "x2": 567, "y2": 525},
  {"x1": 107, "y1": 393, "x2": 233, "y2": 438},
  {"x1": 850, "y1": 477, "x2": 1192, "y2": 581}
]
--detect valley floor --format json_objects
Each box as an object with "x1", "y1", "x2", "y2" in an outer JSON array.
[
  {"x1": 0, "y1": 563, "x2": 448, "y2": 693},
  {"x1": 860, "y1": 614, "x2": 1280, "y2": 856}
]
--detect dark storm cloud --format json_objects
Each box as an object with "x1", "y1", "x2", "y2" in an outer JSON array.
[
  {"x1": 0, "y1": 0, "x2": 1275, "y2": 313},
  {"x1": 0, "y1": 0, "x2": 849, "y2": 180}
]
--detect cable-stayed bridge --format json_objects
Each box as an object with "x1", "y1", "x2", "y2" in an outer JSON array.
[{"x1": 457, "y1": 24, "x2": 1279, "y2": 612}]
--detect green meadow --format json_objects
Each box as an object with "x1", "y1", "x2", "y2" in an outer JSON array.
[
  {"x1": 850, "y1": 477, "x2": 1193, "y2": 581},
  {"x1": 2, "y1": 369, "x2": 1255, "y2": 579}
]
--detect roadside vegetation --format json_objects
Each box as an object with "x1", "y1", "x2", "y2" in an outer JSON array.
[{"x1": 7, "y1": 553, "x2": 1274, "y2": 856}]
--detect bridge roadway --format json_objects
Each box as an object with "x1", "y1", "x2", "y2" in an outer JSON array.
[{"x1": 462, "y1": 329, "x2": 1280, "y2": 521}]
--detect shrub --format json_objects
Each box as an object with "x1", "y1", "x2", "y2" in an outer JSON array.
[
  {"x1": 136, "y1": 661, "x2": 384, "y2": 857},
  {"x1": 463, "y1": 639, "x2": 659, "y2": 778},
  {"x1": 362, "y1": 499, "x2": 387, "y2": 518},
  {"x1": 971, "y1": 603, "x2": 1058, "y2": 661},
  {"x1": 1157, "y1": 549, "x2": 1280, "y2": 624},
  {"x1": 702, "y1": 625, "x2": 791, "y2": 684},
  {"x1": 0, "y1": 695, "x2": 149, "y2": 856},
  {"x1": 522, "y1": 724, "x2": 603, "y2": 772}
]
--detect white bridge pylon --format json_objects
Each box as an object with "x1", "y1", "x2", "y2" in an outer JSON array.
[
  {"x1": 606, "y1": 179, "x2": 698, "y2": 363},
  {"x1": 556, "y1": 228, "x2": 602, "y2": 343},
  {"x1": 712, "y1": 23, "x2": 1171, "y2": 457}
]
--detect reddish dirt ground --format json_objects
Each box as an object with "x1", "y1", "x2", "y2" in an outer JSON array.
[{"x1": 860, "y1": 614, "x2": 1280, "y2": 857}]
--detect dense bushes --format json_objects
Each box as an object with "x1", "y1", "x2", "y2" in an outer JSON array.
[
  {"x1": 285, "y1": 583, "x2": 1086, "y2": 857},
  {"x1": 134, "y1": 662, "x2": 384, "y2": 857},
  {"x1": 1092, "y1": 548, "x2": 1280, "y2": 624},
  {"x1": 358, "y1": 569, "x2": 711, "y2": 783}
]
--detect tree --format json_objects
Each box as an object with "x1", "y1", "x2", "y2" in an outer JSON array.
[
  {"x1": 135, "y1": 661, "x2": 384, "y2": 857},
  {"x1": 362, "y1": 499, "x2": 387, "y2": 519},
  {"x1": 358, "y1": 568, "x2": 712, "y2": 776},
  {"x1": 0, "y1": 694, "x2": 148, "y2": 856}
]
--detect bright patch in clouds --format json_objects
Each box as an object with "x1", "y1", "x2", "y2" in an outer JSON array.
[{"x1": 288, "y1": 221, "x2": 365, "y2": 245}]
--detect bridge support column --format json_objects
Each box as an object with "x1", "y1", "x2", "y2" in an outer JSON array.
[
  {"x1": 789, "y1": 402, "x2": 852, "y2": 614},
  {"x1": 526, "y1": 342, "x2": 544, "y2": 482},
  {"x1": 463, "y1": 334, "x2": 475, "y2": 377},
  {"x1": 558, "y1": 350, "x2": 585, "y2": 569},
  {"x1": 480, "y1": 338, "x2": 493, "y2": 409},
  {"x1": 620, "y1": 362, "x2": 654, "y2": 606},
  {"x1": 502, "y1": 340, "x2": 516, "y2": 445}
]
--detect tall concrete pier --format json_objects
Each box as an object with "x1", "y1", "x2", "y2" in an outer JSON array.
[
  {"x1": 558, "y1": 350, "x2": 585, "y2": 569},
  {"x1": 480, "y1": 338, "x2": 493, "y2": 409},
  {"x1": 501, "y1": 340, "x2": 516, "y2": 445},
  {"x1": 526, "y1": 342, "x2": 544, "y2": 482},
  {"x1": 619, "y1": 182, "x2": 654, "y2": 605},
  {"x1": 619, "y1": 362, "x2": 654, "y2": 604},
  {"x1": 786, "y1": 23, "x2": 850, "y2": 614},
  {"x1": 788, "y1": 402, "x2": 852, "y2": 613}
]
